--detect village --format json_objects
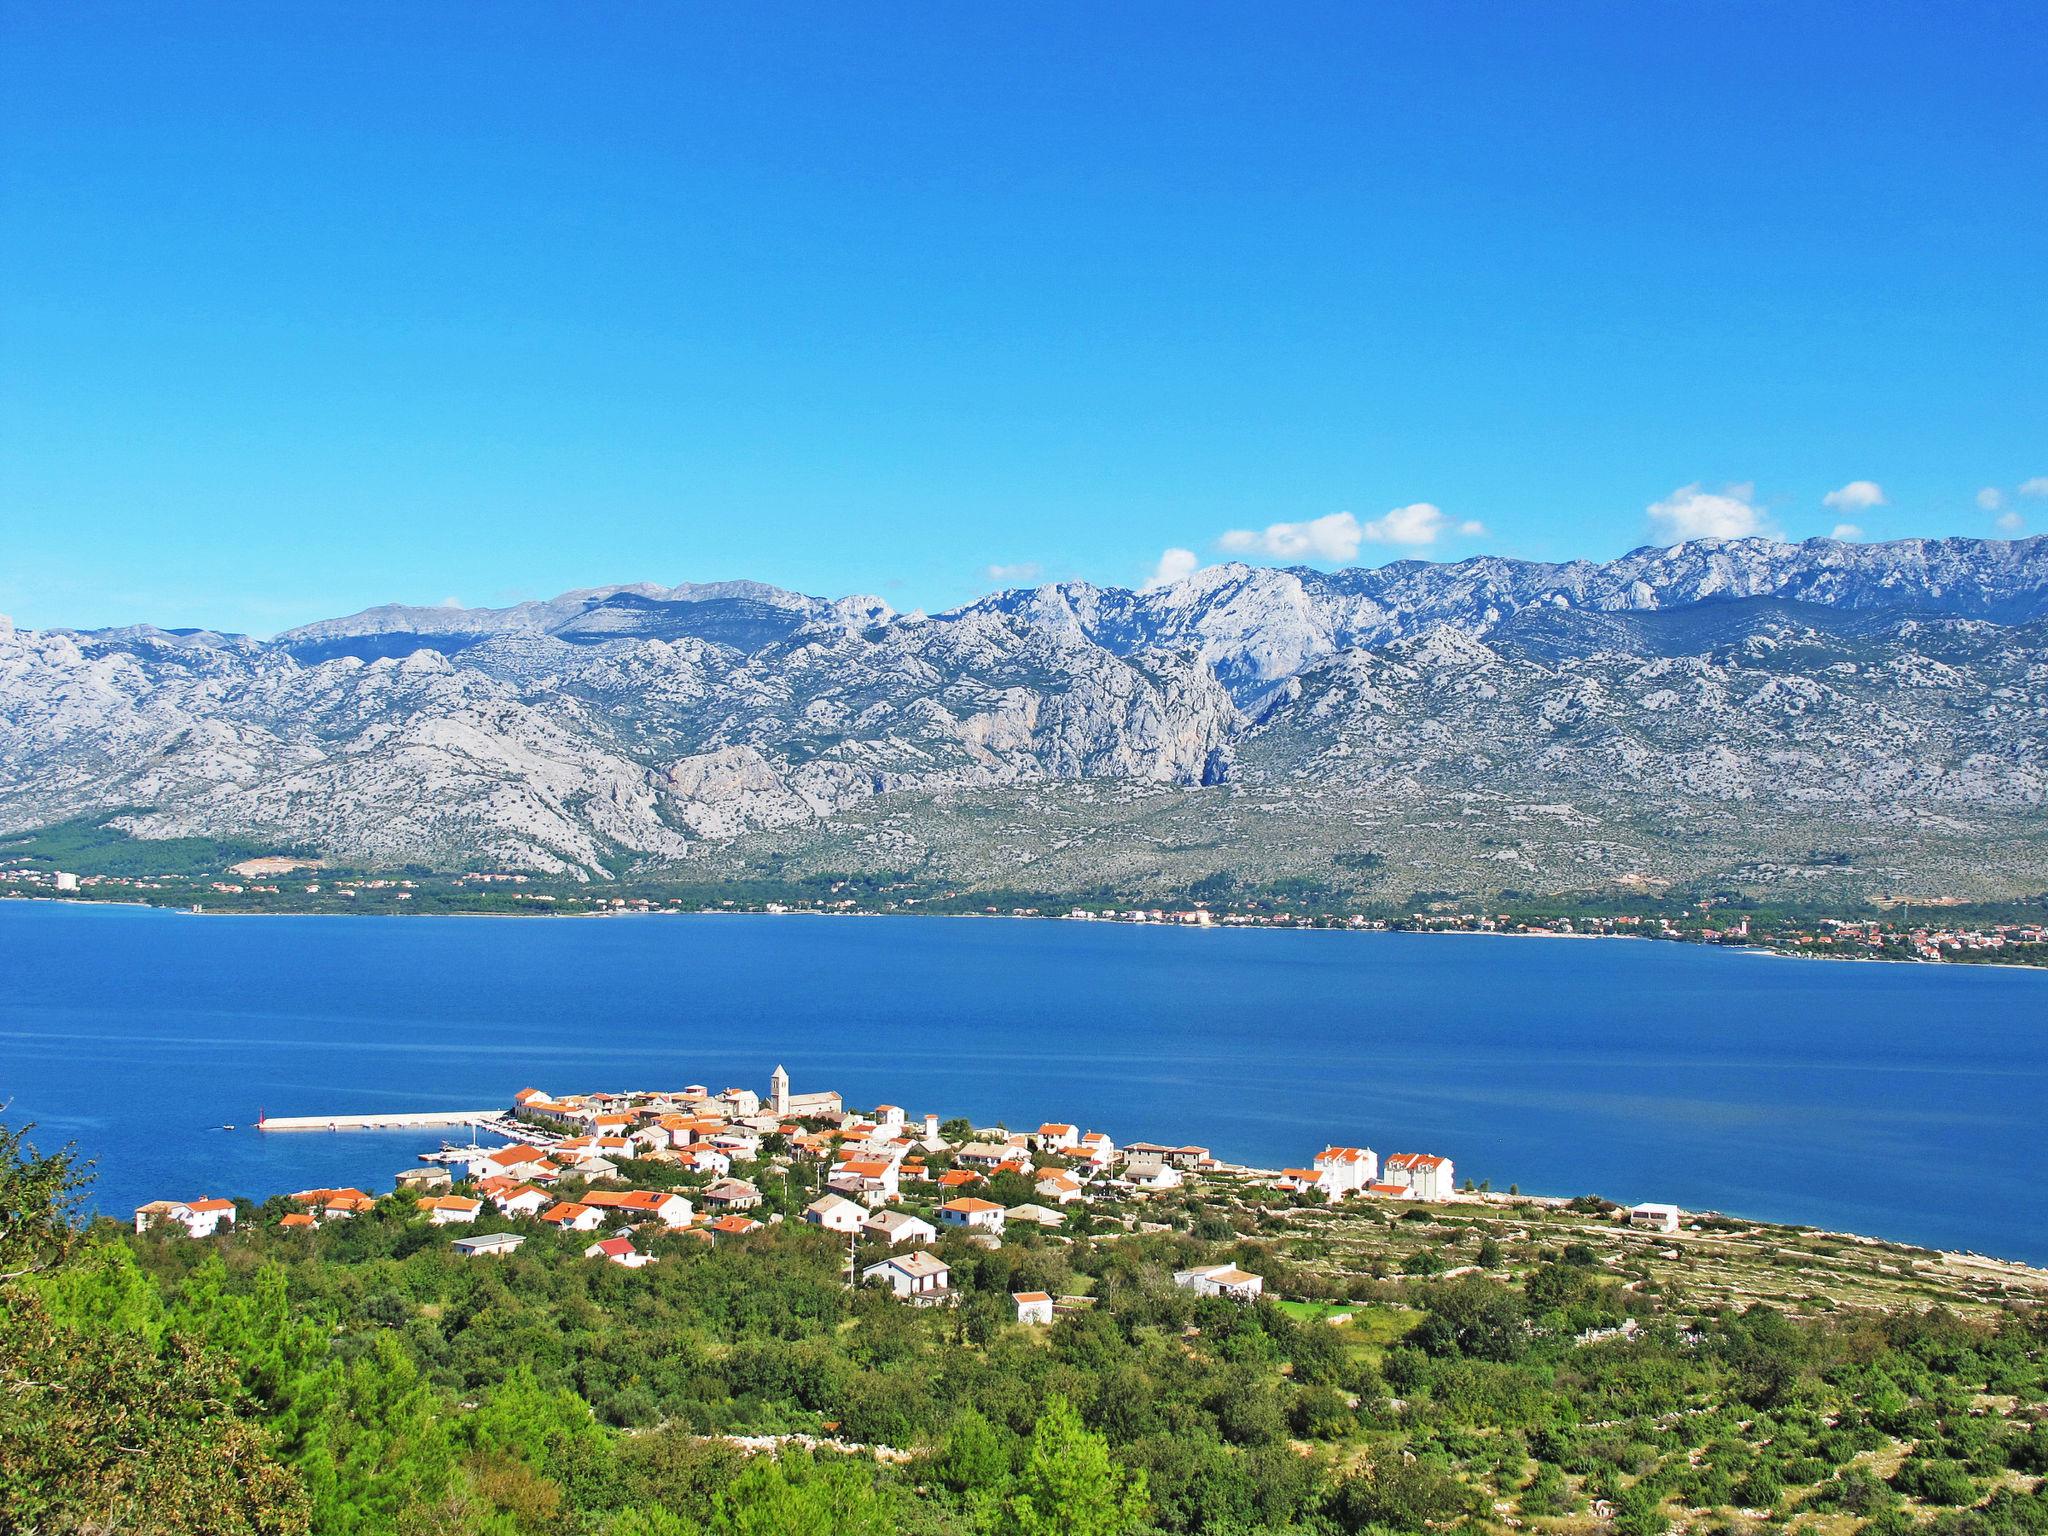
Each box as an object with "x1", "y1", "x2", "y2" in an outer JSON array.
[{"x1": 126, "y1": 1065, "x2": 1606, "y2": 1318}]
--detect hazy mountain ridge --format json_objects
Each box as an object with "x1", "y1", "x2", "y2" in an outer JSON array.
[{"x1": 4, "y1": 535, "x2": 2046, "y2": 895}]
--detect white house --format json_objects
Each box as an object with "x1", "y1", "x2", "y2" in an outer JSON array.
[
  {"x1": 1173, "y1": 1263, "x2": 1264, "y2": 1301},
  {"x1": 1628, "y1": 1202, "x2": 1682, "y2": 1233},
  {"x1": 702, "y1": 1178, "x2": 763, "y2": 1211},
  {"x1": 804, "y1": 1193, "x2": 867, "y2": 1234},
  {"x1": 936, "y1": 1197, "x2": 1006, "y2": 1233},
  {"x1": 418, "y1": 1195, "x2": 482, "y2": 1226},
  {"x1": 491, "y1": 1183, "x2": 552, "y2": 1219},
  {"x1": 1077, "y1": 1131, "x2": 1115, "y2": 1168},
  {"x1": 1034, "y1": 1122, "x2": 1079, "y2": 1152},
  {"x1": 862, "y1": 1250, "x2": 952, "y2": 1305},
  {"x1": 133, "y1": 1198, "x2": 236, "y2": 1238},
  {"x1": 585, "y1": 1235, "x2": 656, "y2": 1268},
  {"x1": 1035, "y1": 1172, "x2": 1085, "y2": 1205},
  {"x1": 954, "y1": 1142, "x2": 1014, "y2": 1171},
  {"x1": 676, "y1": 1146, "x2": 732, "y2": 1177},
  {"x1": 863, "y1": 1209, "x2": 938, "y2": 1247},
  {"x1": 582, "y1": 1190, "x2": 693, "y2": 1229},
  {"x1": 1381, "y1": 1153, "x2": 1455, "y2": 1201},
  {"x1": 539, "y1": 1200, "x2": 606, "y2": 1233},
  {"x1": 468, "y1": 1143, "x2": 555, "y2": 1183},
  {"x1": 828, "y1": 1157, "x2": 901, "y2": 1205},
  {"x1": 1013, "y1": 1290, "x2": 1056, "y2": 1325},
  {"x1": 452, "y1": 1232, "x2": 526, "y2": 1258},
  {"x1": 1312, "y1": 1145, "x2": 1379, "y2": 1197},
  {"x1": 1123, "y1": 1158, "x2": 1182, "y2": 1192}
]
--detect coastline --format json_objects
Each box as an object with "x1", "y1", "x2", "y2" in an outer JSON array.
[{"x1": 9, "y1": 889, "x2": 2044, "y2": 971}]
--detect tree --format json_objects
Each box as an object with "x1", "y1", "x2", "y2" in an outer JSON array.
[
  {"x1": 713, "y1": 1455, "x2": 895, "y2": 1536},
  {"x1": 935, "y1": 1407, "x2": 1012, "y2": 1498},
  {"x1": 0, "y1": 1114, "x2": 307, "y2": 1534},
  {"x1": 298, "y1": 1332, "x2": 456, "y2": 1535},
  {"x1": 1413, "y1": 1275, "x2": 1528, "y2": 1361},
  {"x1": 1004, "y1": 1395, "x2": 1149, "y2": 1536},
  {"x1": 0, "y1": 1116, "x2": 87, "y2": 1279},
  {"x1": 1327, "y1": 1454, "x2": 1480, "y2": 1532}
]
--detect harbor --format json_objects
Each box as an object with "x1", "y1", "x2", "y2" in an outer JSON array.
[{"x1": 257, "y1": 1108, "x2": 529, "y2": 1135}]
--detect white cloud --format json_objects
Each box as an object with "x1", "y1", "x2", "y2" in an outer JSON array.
[
  {"x1": 1219, "y1": 511, "x2": 1363, "y2": 560},
  {"x1": 1363, "y1": 503, "x2": 1456, "y2": 547},
  {"x1": 1646, "y1": 482, "x2": 1772, "y2": 541},
  {"x1": 1997, "y1": 511, "x2": 2025, "y2": 534},
  {"x1": 985, "y1": 562, "x2": 1042, "y2": 584},
  {"x1": 2021, "y1": 477, "x2": 2048, "y2": 498},
  {"x1": 1978, "y1": 487, "x2": 2006, "y2": 511},
  {"x1": 1216, "y1": 502, "x2": 1481, "y2": 562},
  {"x1": 1822, "y1": 480, "x2": 1886, "y2": 512},
  {"x1": 1143, "y1": 547, "x2": 1202, "y2": 590},
  {"x1": 1830, "y1": 523, "x2": 1863, "y2": 541}
]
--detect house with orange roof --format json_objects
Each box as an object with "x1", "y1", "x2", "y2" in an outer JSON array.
[
  {"x1": 676, "y1": 1146, "x2": 733, "y2": 1177},
  {"x1": 704, "y1": 1214, "x2": 762, "y2": 1240},
  {"x1": 1077, "y1": 1131, "x2": 1115, "y2": 1168},
  {"x1": 133, "y1": 1198, "x2": 236, "y2": 1238},
  {"x1": 539, "y1": 1201, "x2": 605, "y2": 1233},
  {"x1": 1381, "y1": 1152, "x2": 1454, "y2": 1201},
  {"x1": 1012, "y1": 1291, "x2": 1055, "y2": 1325},
  {"x1": 581, "y1": 1189, "x2": 692, "y2": 1228},
  {"x1": 278, "y1": 1212, "x2": 318, "y2": 1231},
  {"x1": 936, "y1": 1169, "x2": 980, "y2": 1190},
  {"x1": 936, "y1": 1197, "x2": 1006, "y2": 1234},
  {"x1": 419, "y1": 1194, "x2": 482, "y2": 1225},
  {"x1": 468, "y1": 1143, "x2": 554, "y2": 1181},
  {"x1": 1034, "y1": 1172, "x2": 1085, "y2": 1205},
  {"x1": 1312, "y1": 1146, "x2": 1379, "y2": 1197},
  {"x1": 1034, "y1": 1123, "x2": 1079, "y2": 1152},
  {"x1": 828, "y1": 1156, "x2": 900, "y2": 1206},
  {"x1": 491, "y1": 1183, "x2": 552, "y2": 1219},
  {"x1": 290, "y1": 1186, "x2": 371, "y2": 1209}
]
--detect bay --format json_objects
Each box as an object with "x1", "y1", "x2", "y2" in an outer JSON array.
[{"x1": 0, "y1": 899, "x2": 2041, "y2": 1262}]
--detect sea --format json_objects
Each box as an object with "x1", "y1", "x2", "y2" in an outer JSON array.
[{"x1": 1, "y1": 899, "x2": 2042, "y2": 1263}]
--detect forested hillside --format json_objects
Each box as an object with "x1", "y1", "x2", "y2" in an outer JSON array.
[{"x1": 4, "y1": 1120, "x2": 2046, "y2": 1535}]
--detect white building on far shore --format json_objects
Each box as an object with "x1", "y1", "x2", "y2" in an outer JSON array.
[{"x1": 1629, "y1": 1202, "x2": 1681, "y2": 1233}]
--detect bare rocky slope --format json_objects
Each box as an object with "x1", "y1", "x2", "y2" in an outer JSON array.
[{"x1": 4, "y1": 535, "x2": 2045, "y2": 902}]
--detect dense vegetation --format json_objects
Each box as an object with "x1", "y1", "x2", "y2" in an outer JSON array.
[
  {"x1": 4, "y1": 1118, "x2": 2046, "y2": 1535},
  {"x1": 0, "y1": 812, "x2": 304, "y2": 877}
]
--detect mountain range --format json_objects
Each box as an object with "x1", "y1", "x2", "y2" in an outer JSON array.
[{"x1": 4, "y1": 535, "x2": 2046, "y2": 905}]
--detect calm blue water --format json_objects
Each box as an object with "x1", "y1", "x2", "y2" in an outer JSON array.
[{"x1": 1, "y1": 900, "x2": 2042, "y2": 1262}]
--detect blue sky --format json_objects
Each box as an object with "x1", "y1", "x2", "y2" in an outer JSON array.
[{"x1": 3, "y1": 3, "x2": 2043, "y2": 634}]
